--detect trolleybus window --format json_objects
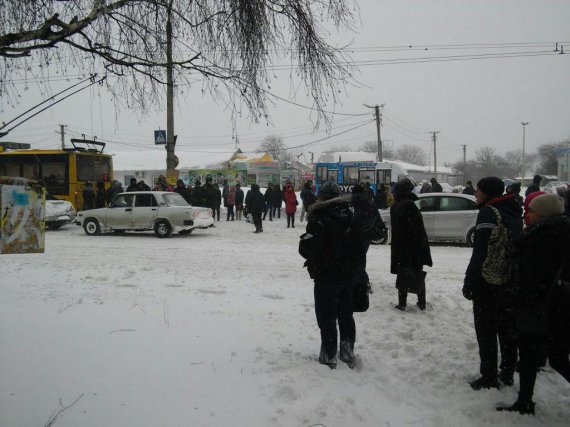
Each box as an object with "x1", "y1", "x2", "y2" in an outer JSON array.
[
  {"x1": 327, "y1": 169, "x2": 338, "y2": 183},
  {"x1": 360, "y1": 168, "x2": 375, "y2": 184},
  {"x1": 76, "y1": 155, "x2": 112, "y2": 181},
  {"x1": 343, "y1": 166, "x2": 359, "y2": 185}
]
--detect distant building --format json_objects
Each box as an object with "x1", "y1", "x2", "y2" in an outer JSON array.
[{"x1": 317, "y1": 151, "x2": 460, "y2": 185}]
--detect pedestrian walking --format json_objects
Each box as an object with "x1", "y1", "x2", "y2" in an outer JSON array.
[
  {"x1": 245, "y1": 184, "x2": 265, "y2": 233},
  {"x1": 463, "y1": 176, "x2": 523, "y2": 390},
  {"x1": 390, "y1": 179, "x2": 432, "y2": 311},
  {"x1": 263, "y1": 183, "x2": 274, "y2": 221},
  {"x1": 272, "y1": 184, "x2": 283, "y2": 219}
]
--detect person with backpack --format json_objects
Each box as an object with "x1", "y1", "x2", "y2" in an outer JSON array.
[
  {"x1": 463, "y1": 176, "x2": 523, "y2": 390},
  {"x1": 298, "y1": 181, "x2": 357, "y2": 369},
  {"x1": 390, "y1": 179, "x2": 432, "y2": 311},
  {"x1": 496, "y1": 194, "x2": 570, "y2": 415}
]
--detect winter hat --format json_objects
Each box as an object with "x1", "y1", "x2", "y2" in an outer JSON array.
[
  {"x1": 529, "y1": 194, "x2": 565, "y2": 218},
  {"x1": 394, "y1": 179, "x2": 414, "y2": 195},
  {"x1": 318, "y1": 181, "x2": 341, "y2": 200},
  {"x1": 476, "y1": 177, "x2": 504, "y2": 199},
  {"x1": 510, "y1": 182, "x2": 521, "y2": 194},
  {"x1": 523, "y1": 190, "x2": 545, "y2": 214}
]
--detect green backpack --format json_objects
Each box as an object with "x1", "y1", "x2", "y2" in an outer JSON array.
[{"x1": 482, "y1": 206, "x2": 512, "y2": 285}]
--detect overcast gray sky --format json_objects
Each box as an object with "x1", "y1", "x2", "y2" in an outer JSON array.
[{"x1": 3, "y1": 0, "x2": 570, "y2": 166}]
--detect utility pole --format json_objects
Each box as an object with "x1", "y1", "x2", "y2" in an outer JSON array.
[
  {"x1": 461, "y1": 144, "x2": 467, "y2": 181},
  {"x1": 165, "y1": 1, "x2": 177, "y2": 177},
  {"x1": 59, "y1": 124, "x2": 66, "y2": 149},
  {"x1": 308, "y1": 151, "x2": 314, "y2": 163},
  {"x1": 521, "y1": 122, "x2": 529, "y2": 186},
  {"x1": 432, "y1": 131, "x2": 440, "y2": 174},
  {"x1": 364, "y1": 103, "x2": 384, "y2": 162}
]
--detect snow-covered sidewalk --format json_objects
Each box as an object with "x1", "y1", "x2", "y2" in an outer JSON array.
[{"x1": 1, "y1": 218, "x2": 568, "y2": 426}]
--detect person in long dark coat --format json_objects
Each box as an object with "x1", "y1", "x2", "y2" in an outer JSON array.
[
  {"x1": 390, "y1": 179, "x2": 432, "y2": 311},
  {"x1": 497, "y1": 194, "x2": 570, "y2": 415},
  {"x1": 525, "y1": 175, "x2": 542, "y2": 196},
  {"x1": 272, "y1": 184, "x2": 283, "y2": 219},
  {"x1": 94, "y1": 180, "x2": 107, "y2": 208},
  {"x1": 430, "y1": 177, "x2": 443, "y2": 193},
  {"x1": 245, "y1": 184, "x2": 266, "y2": 233},
  {"x1": 463, "y1": 176, "x2": 522, "y2": 391},
  {"x1": 263, "y1": 183, "x2": 274, "y2": 221},
  {"x1": 190, "y1": 181, "x2": 205, "y2": 207}
]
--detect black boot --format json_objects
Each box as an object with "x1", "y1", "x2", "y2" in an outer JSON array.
[
  {"x1": 469, "y1": 376, "x2": 501, "y2": 390},
  {"x1": 496, "y1": 400, "x2": 535, "y2": 415},
  {"x1": 499, "y1": 370, "x2": 514, "y2": 387},
  {"x1": 339, "y1": 341, "x2": 356, "y2": 369},
  {"x1": 318, "y1": 347, "x2": 337, "y2": 370}
]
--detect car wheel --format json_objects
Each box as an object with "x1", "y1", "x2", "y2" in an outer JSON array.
[
  {"x1": 154, "y1": 219, "x2": 173, "y2": 238},
  {"x1": 370, "y1": 226, "x2": 390, "y2": 245},
  {"x1": 466, "y1": 227, "x2": 476, "y2": 247},
  {"x1": 83, "y1": 218, "x2": 101, "y2": 236},
  {"x1": 179, "y1": 229, "x2": 193, "y2": 235}
]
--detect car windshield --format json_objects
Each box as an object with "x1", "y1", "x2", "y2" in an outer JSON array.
[{"x1": 162, "y1": 193, "x2": 189, "y2": 207}]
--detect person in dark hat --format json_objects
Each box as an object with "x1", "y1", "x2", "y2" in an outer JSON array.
[
  {"x1": 82, "y1": 181, "x2": 95, "y2": 210},
  {"x1": 126, "y1": 177, "x2": 138, "y2": 192},
  {"x1": 244, "y1": 183, "x2": 266, "y2": 232},
  {"x1": 174, "y1": 179, "x2": 192, "y2": 204},
  {"x1": 463, "y1": 180, "x2": 476, "y2": 196},
  {"x1": 463, "y1": 176, "x2": 523, "y2": 390},
  {"x1": 390, "y1": 179, "x2": 432, "y2": 311},
  {"x1": 299, "y1": 181, "x2": 358, "y2": 369},
  {"x1": 525, "y1": 175, "x2": 542, "y2": 197},
  {"x1": 497, "y1": 194, "x2": 570, "y2": 415}
]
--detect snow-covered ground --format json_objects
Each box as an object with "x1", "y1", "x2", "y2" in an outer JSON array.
[{"x1": 1, "y1": 215, "x2": 568, "y2": 427}]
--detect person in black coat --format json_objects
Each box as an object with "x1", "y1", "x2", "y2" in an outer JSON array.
[
  {"x1": 126, "y1": 177, "x2": 138, "y2": 192},
  {"x1": 430, "y1": 177, "x2": 443, "y2": 193},
  {"x1": 235, "y1": 183, "x2": 245, "y2": 220},
  {"x1": 300, "y1": 181, "x2": 356, "y2": 369},
  {"x1": 245, "y1": 184, "x2": 266, "y2": 232},
  {"x1": 263, "y1": 183, "x2": 274, "y2": 221},
  {"x1": 174, "y1": 179, "x2": 192, "y2": 204},
  {"x1": 463, "y1": 176, "x2": 523, "y2": 390},
  {"x1": 497, "y1": 194, "x2": 570, "y2": 415},
  {"x1": 94, "y1": 180, "x2": 107, "y2": 208},
  {"x1": 272, "y1": 184, "x2": 283, "y2": 219},
  {"x1": 191, "y1": 181, "x2": 205, "y2": 207},
  {"x1": 525, "y1": 175, "x2": 542, "y2": 196},
  {"x1": 390, "y1": 179, "x2": 432, "y2": 311},
  {"x1": 82, "y1": 181, "x2": 96, "y2": 210},
  {"x1": 463, "y1": 181, "x2": 476, "y2": 196},
  {"x1": 373, "y1": 183, "x2": 388, "y2": 209}
]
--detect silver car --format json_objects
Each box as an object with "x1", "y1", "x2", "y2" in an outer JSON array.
[
  {"x1": 76, "y1": 191, "x2": 214, "y2": 238},
  {"x1": 379, "y1": 193, "x2": 478, "y2": 246},
  {"x1": 45, "y1": 195, "x2": 77, "y2": 230}
]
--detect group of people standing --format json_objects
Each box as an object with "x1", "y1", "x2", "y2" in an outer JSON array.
[{"x1": 299, "y1": 175, "x2": 569, "y2": 417}]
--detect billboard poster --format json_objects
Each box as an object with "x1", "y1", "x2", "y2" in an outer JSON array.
[
  {"x1": 187, "y1": 169, "x2": 245, "y2": 187},
  {"x1": 0, "y1": 177, "x2": 45, "y2": 254}
]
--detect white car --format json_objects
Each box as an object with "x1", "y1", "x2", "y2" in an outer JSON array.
[
  {"x1": 543, "y1": 181, "x2": 568, "y2": 194},
  {"x1": 45, "y1": 195, "x2": 77, "y2": 229},
  {"x1": 76, "y1": 191, "x2": 214, "y2": 238},
  {"x1": 379, "y1": 193, "x2": 479, "y2": 246}
]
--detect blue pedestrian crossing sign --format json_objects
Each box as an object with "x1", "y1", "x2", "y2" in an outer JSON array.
[{"x1": 154, "y1": 130, "x2": 167, "y2": 145}]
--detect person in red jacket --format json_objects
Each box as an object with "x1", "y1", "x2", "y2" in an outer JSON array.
[{"x1": 284, "y1": 183, "x2": 298, "y2": 228}]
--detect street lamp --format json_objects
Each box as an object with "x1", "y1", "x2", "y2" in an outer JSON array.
[{"x1": 521, "y1": 122, "x2": 529, "y2": 187}]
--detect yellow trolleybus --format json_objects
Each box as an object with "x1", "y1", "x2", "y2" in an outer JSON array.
[{"x1": 0, "y1": 140, "x2": 113, "y2": 210}]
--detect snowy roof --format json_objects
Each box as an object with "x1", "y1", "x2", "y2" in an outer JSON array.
[
  {"x1": 319, "y1": 151, "x2": 455, "y2": 175},
  {"x1": 111, "y1": 150, "x2": 270, "y2": 171}
]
